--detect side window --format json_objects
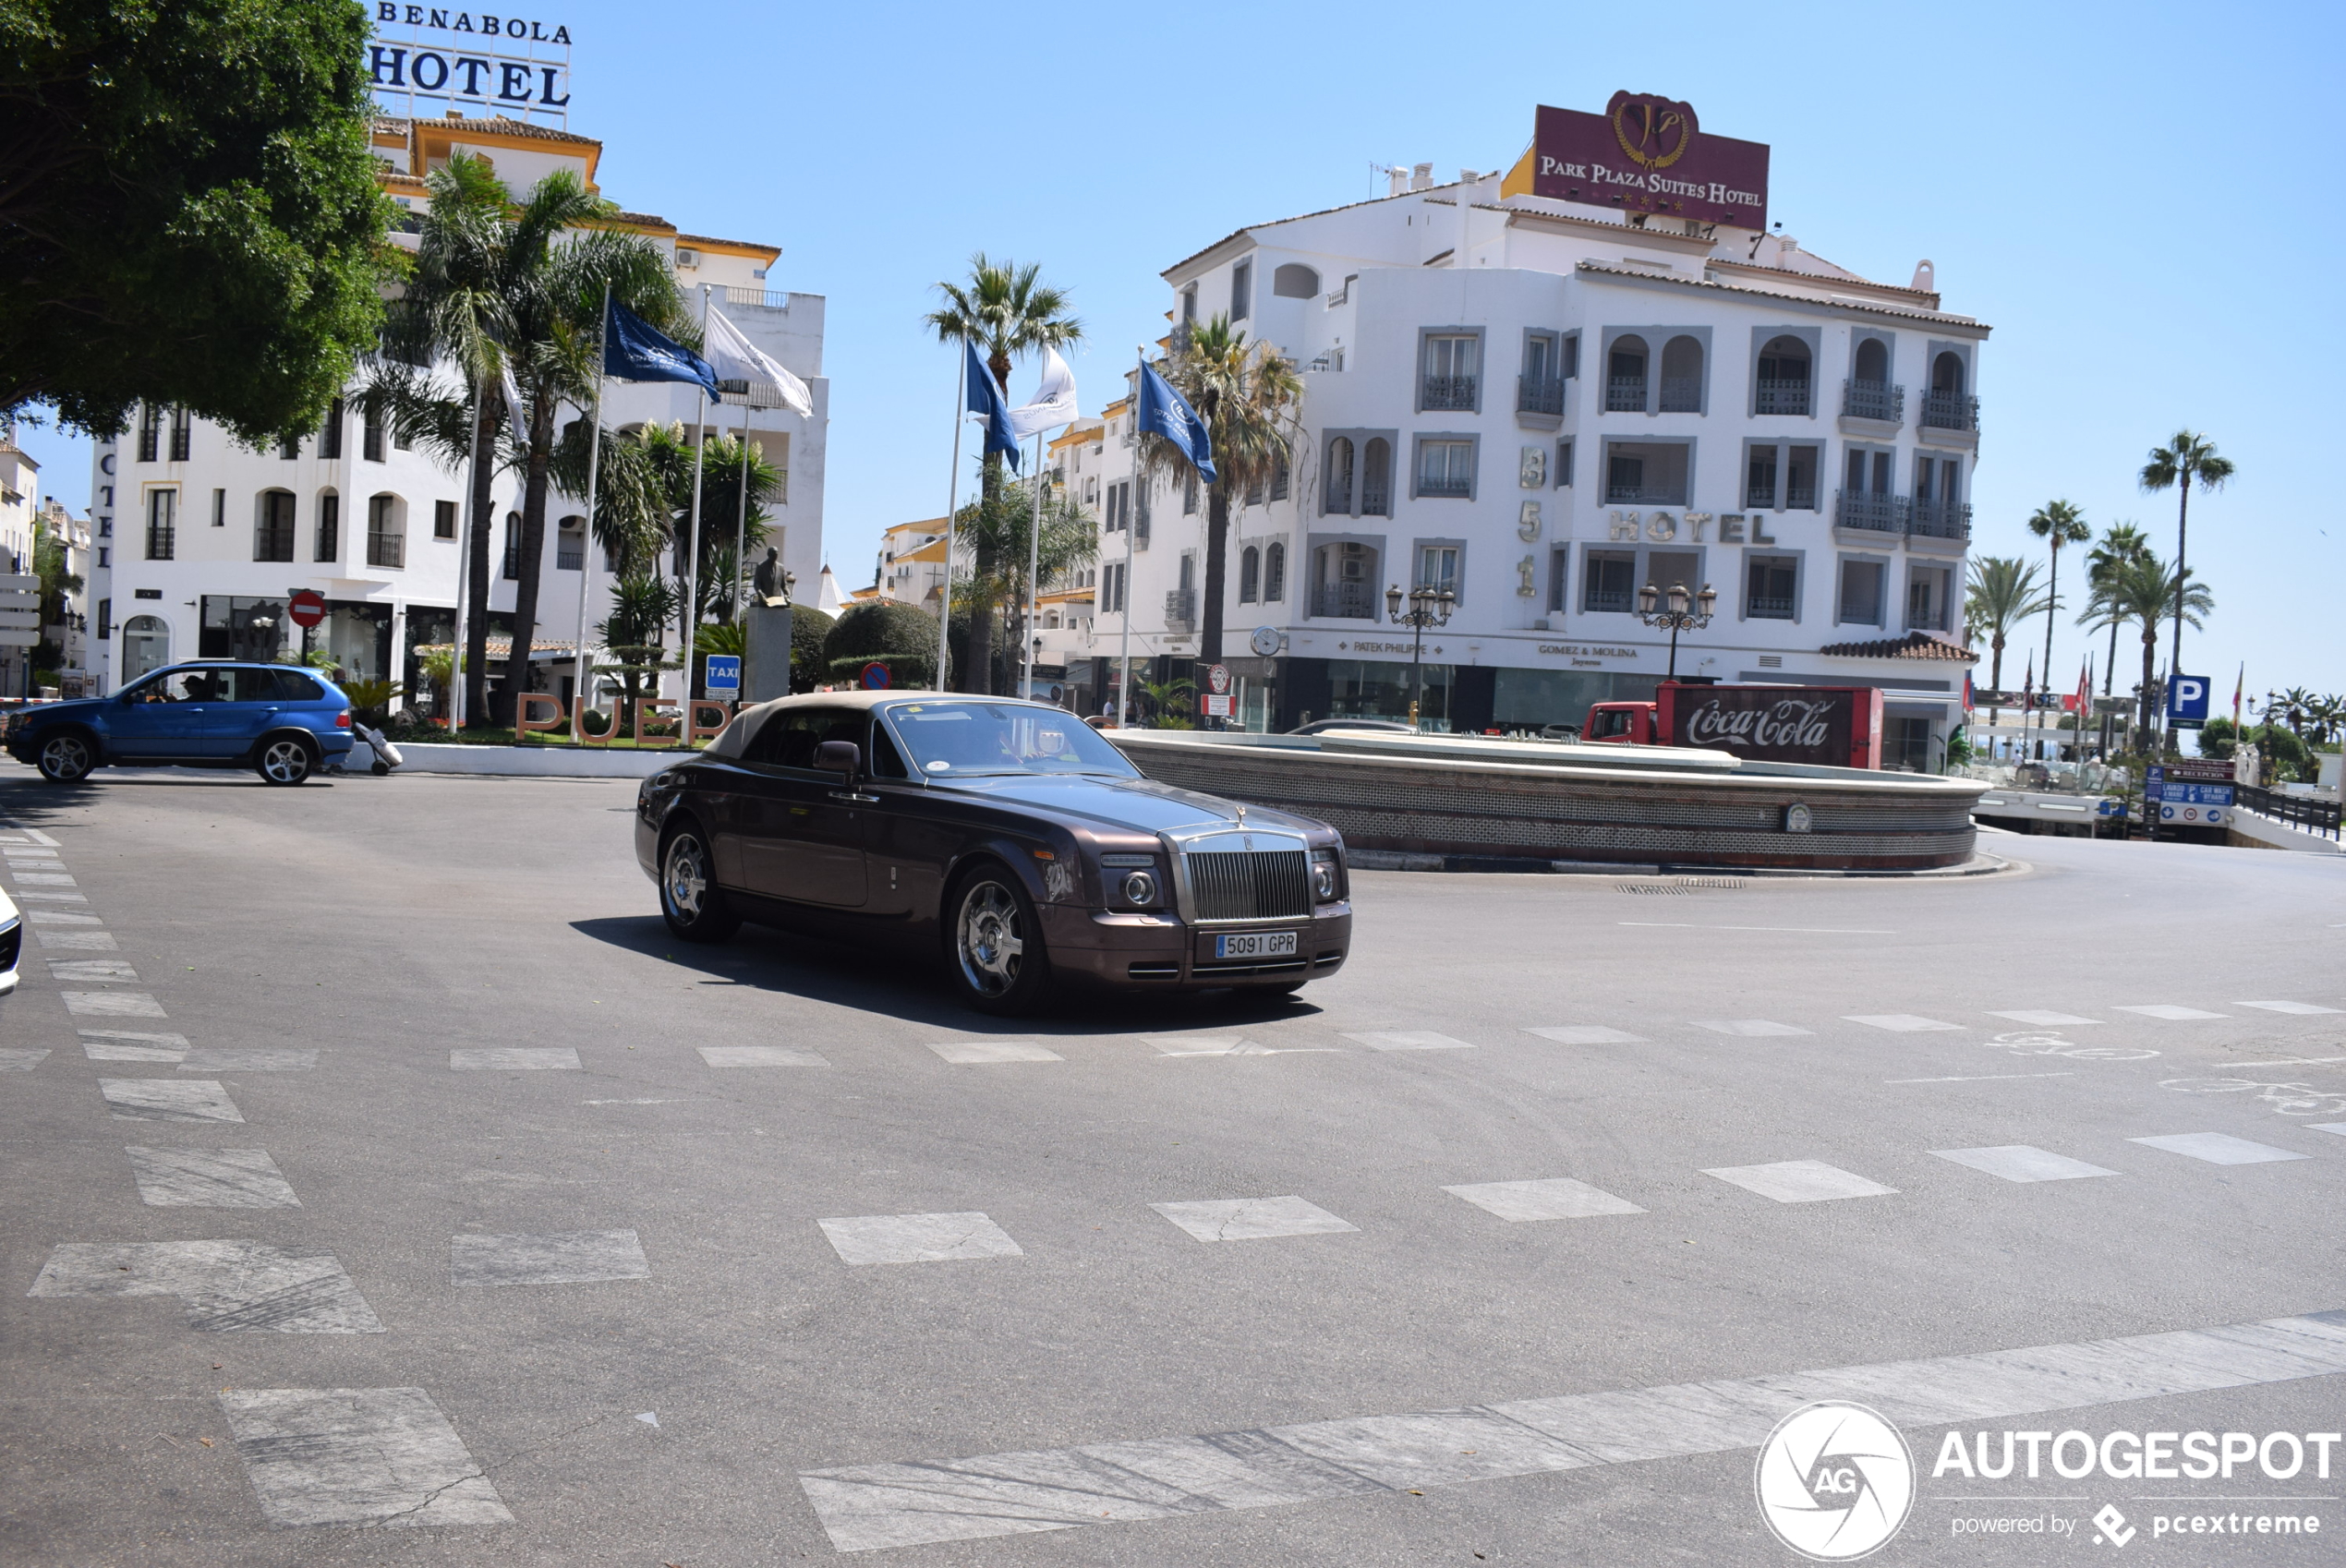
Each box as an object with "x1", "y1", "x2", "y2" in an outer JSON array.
[
  {"x1": 747, "y1": 707, "x2": 862, "y2": 769},
  {"x1": 272, "y1": 669, "x2": 325, "y2": 702},
  {"x1": 868, "y1": 718, "x2": 911, "y2": 779}
]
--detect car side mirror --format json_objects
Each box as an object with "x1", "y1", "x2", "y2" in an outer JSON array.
[{"x1": 813, "y1": 740, "x2": 860, "y2": 779}]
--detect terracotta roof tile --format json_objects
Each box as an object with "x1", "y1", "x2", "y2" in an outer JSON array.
[{"x1": 1816, "y1": 631, "x2": 1977, "y2": 662}]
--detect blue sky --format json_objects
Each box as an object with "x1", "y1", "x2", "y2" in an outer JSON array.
[{"x1": 21, "y1": 0, "x2": 2343, "y2": 704}]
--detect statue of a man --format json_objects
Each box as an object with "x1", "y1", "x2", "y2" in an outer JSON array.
[{"x1": 753, "y1": 548, "x2": 786, "y2": 605}]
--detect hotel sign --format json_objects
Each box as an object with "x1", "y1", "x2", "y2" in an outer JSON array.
[
  {"x1": 1531, "y1": 92, "x2": 1769, "y2": 229},
  {"x1": 369, "y1": 6, "x2": 573, "y2": 127}
]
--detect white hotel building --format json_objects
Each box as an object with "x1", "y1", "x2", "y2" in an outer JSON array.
[
  {"x1": 85, "y1": 115, "x2": 827, "y2": 710},
  {"x1": 1064, "y1": 120, "x2": 1985, "y2": 766}
]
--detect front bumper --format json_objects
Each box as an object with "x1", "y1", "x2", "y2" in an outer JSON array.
[{"x1": 1040, "y1": 903, "x2": 1351, "y2": 990}]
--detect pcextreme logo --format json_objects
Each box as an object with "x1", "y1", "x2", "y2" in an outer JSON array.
[{"x1": 1755, "y1": 1402, "x2": 1917, "y2": 1561}]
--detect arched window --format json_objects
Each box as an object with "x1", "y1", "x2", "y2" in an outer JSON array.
[
  {"x1": 1361, "y1": 438, "x2": 1393, "y2": 516},
  {"x1": 557, "y1": 513, "x2": 585, "y2": 571},
  {"x1": 1272, "y1": 263, "x2": 1321, "y2": 298},
  {"x1": 1660, "y1": 335, "x2": 1704, "y2": 413},
  {"x1": 1930, "y1": 350, "x2": 1965, "y2": 395},
  {"x1": 1854, "y1": 337, "x2": 1888, "y2": 383},
  {"x1": 1240, "y1": 546, "x2": 1261, "y2": 602},
  {"x1": 122, "y1": 615, "x2": 171, "y2": 681},
  {"x1": 1324, "y1": 436, "x2": 1354, "y2": 515},
  {"x1": 367, "y1": 494, "x2": 405, "y2": 569},
  {"x1": 315, "y1": 489, "x2": 340, "y2": 562},
  {"x1": 255, "y1": 489, "x2": 296, "y2": 562},
  {"x1": 1264, "y1": 541, "x2": 1286, "y2": 603},
  {"x1": 1606, "y1": 335, "x2": 1650, "y2": 411},
  {"x1": 1756, "y1": 335, "x2": 1811, "y2": 415}
]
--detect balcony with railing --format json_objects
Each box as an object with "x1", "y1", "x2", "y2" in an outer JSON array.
[
  {"x1": 1604, "y1": 482, "x2": 1687, "y2": 505},
  {"x1": 721, "y1": 284, "x2": 791, "y2": 311},
  {"x1": 1584, "y1": 587, "x2": 1633, "y2": 613},
  {"x1": 1658, "y1": 376, "x2": 1702, "y2": 413},
  {"x1": 1747, "y1": 596, "x2": 1796, "y2": 620},
  {"x1": 1833, "y1": 489, "x2": 1905, "y2": 537},
  {"x1": 1312, "y1": 582, "x2": 1376, "y2": 620},
  {"x1": 1920, "y1": 391, "x2": 1979, "y2": 433},
  {"x1": 1420, "y1": 374, "x2": 1477, "y2": 411},
  {"x1": 1784, "y1": 482, "x2": 1818, "y2": 511},
  {"x1": 1908, "y1": 499, "x2": 1972, "y2": 541},
  {"x1": 1517, "y1": 375, "x2": 1566, "y2": 416},
  {"x1": 1417, "y1": 473, "x2": 1470, "y2": 500},
  {"x1": 1755, "y1": 378, "x2": 1811, "y2": 416},
  {"x1": 1604, "y1": 375, "x2": 1647, "y2": 413},
  {"x1": 1164, "y1": 588, "x2": 1196, "y2": 628},
  {"x1": 366, "y1": 532, "x2": 405, "y2": 570},
  {"x1": 1841, "y1": 378, "x2": 1905, "y2": 424}
]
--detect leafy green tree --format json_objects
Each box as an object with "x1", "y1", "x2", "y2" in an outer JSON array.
[
  {"x1": 1962, "y1": 555, "x2": 2049, "y2": 706},
  {"x1": 2024, "y1": 500, "x2": 2090, "y2": 734},
  {"x1": 1140, "y1": 315, "x2": 1301, "y2": 669},
  {"x1": 924, "y1": 254, "x2": 1082, "y2": 693},
  {"x1": 2080, "y1": 552, "x2": 2211, "y2": 740},
  {"x1": 824, "y1": 600, "x2": 938, "y2": 687},
  {"x1": 2, "y1": 0, "x2": 393, "y2": 440},
  {"x1": 949, "y1": 473, "x2": 1096, "y2": 693},
  {"x1": 2139, "y1": 430, "x2": 2233, "y2": 689},
  {"x1": 2081, "y1": 522, "x2": 2151, "y2": 694},
  {"x1": 789, "y1": 605, "x2": 835, "y2": 694},
  {"x1": 30, "y1": 509, "x2": 82, "y2": 631}
]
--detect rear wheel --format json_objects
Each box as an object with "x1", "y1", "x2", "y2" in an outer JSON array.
[
  {"x1": 659, "y1": 822, "x2": 740, "y2": 943},
  {"x1": 256, "y1": 737, "x2": 315, "y2": 786},
  {"x1": 947, "y1": 865, "x2": 1052, "y2": 1015},
  {"x1": 35, "y1": 731, "x2": 95, "y2": 784}
]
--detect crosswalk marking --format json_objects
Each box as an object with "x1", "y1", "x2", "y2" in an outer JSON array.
[
  {"x1": 127, "y1": 1147, "x2": 300, "y2": 1208},
  {"x1": 100, "y1": 1079, "x2": 241, "y2": 1123},
  {"x1": 926, "y1": 1041, "x2": 1062, "y2": 1064},
  {"x1": 62, "y1": 991, "x2": 165, "y2": 1019},
  {"x1": 1690, "y1": 1019, "x2": 1811, "y2": 1037},
  {"x1": 1520, "y1": 1026, "x2": 1646, "y2": 1044},
  {"x1": 1444, "y1": 1178, "x2": 1645, "y2": 1222},
  {"x1": 1987, "y1": 1009, "x2": 2099, "y2": 1026},
  {"x1": 451, "y1": 1230, "x2": 649, "y2": 1286},
  {"x1": 1151, "y1": 1197, "x2": 1359, "y2": 1242},
  {"x1": 1343, "y1": 1031, "x2": 1474, "y2": 1051},
  {"x1": 1144, "y1": 1036, "x2": 1337, "y2": 1056},
  {"x1": 1844, "y1": 1014, "x2": 1963, "y2": 1032},
  {"x1": 818, "y1": 1212, "x2": 1023, "y2": 1265},
  {"x1": 179, "y1": 1048, "x2": 315, "y2": 1072},
  {"x1": 30, "y1": 1240, "x2": 381, "y2": 1333},
  {"x1": 796, "y1": 1308, "x2": 2346, "y2": 1552},
  {"x1": 80, "y1": 1030, "x2": 192, "y2": 1061},
  {"x1": 699, "y1": 1044, "x2": 831, "y2": 1067},
  {"x1": 2236, "y1": 1000, "x2": 2343, "y2": 1015},
  {"x1": 219, "y1": 1388, "x2": 513, "y2": 1526},
  {"x1": 1703, "y1": 1160, "x2": 1895, "y2": 1203},
  {"x1": 47, "y1": 958, "x2": 138, "y2": 982},
  {"x1": 449, "y1": 1047, "x2": 579, "y2": 1070},
  {"x1": 34, "y1": 929, "x2": 118, "y2": 950},
  {"x1": 2116, "y1": 1004, "x2": 2230, "y2": 1020},
  {"x1": 2128, "y1": 1132, "x2": 2310, "y2": 1165},
  {"x1": 0, "y1": 1048, "x2": 50, "y2": 1070},
  {"x1": 1931, "y1": 1145, "x2": 2118, "y2": 1184}
]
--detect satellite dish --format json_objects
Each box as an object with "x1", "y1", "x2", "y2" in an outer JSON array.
[{"x1": 1249, "y1": 625, "x2": 1285, "y2": 657}]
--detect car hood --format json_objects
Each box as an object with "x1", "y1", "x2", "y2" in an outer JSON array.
[
  {"x1": 21, "y1": 698, "x2": 106, "y2": 724},
  {"x1": 932, "y1": 772, "x2": 1327, "y2": 838}
]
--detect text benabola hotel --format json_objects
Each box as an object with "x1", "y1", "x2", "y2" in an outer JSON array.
[{"x1": 367, "y1": 6, "x2": 573, "y2": 118}]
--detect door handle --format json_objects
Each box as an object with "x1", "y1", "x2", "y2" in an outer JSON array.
[{"x1": 828, "y1": 790, "x2": 879, "y2": 803}]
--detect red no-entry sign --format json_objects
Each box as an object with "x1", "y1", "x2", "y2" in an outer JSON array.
[{"x1": 287, "y1": 589, "x2": 327, "y2": 629}]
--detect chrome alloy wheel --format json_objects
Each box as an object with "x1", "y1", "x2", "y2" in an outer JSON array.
[
  {"x1": 259, "y1": 738, "x2": 312, "y2": 784},
  {"x1": 664, "y1": 833, "x2": 711, "y2": 923},
  {"x1": 955, "y1": 880, "x2": 1024, "y2": 998},
  {"x1": 37, "y1": 732, "x2": 92, "y2": 782}
]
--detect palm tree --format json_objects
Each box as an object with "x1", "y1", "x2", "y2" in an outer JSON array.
[
  {"x1": 2080, "y1": 553, "x2": 2212, "y2": 737},
  {"x1": 1138, "y1": 314, "x2": 1303, "y2": 672},
  {"x1": 1963, "y1": 556, "x2": 2050, "y2": 729},
  {"x1": 2139, "y1": 430, "x2": 2233, "y2": 698},
  {"x1": 2024, "y1": 500, "x2": 2090, "y2": 754},
  {"x1": 924, "y1": 255, "x2": 1082, "y2": 694},
  {"x1": 2081, "y1": 522, "x2": 2151, "y2": 694},
  {"x1": 949, "y1": 473, "x2": 1096, "y2": 692}
]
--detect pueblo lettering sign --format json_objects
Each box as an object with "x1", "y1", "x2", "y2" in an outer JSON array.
[
  {"x1": 1671, "y1": 687, "x2": 1853, "y2": 766},
  {"x1": 1531, "y1": 92, "x2": 1769, "y2": 230},
  {"x1": 369, "y1": 6, "x2": 573, "y2": 126}
]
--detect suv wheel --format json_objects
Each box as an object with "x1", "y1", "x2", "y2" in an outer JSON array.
[
  {"x1": 36, "y1": 731, "x2": 95, "y2": 784},
  {"x1": 947, "y1": 865, "x2": 1053, "y2": 1015},
  {"x1": 256, "y1": 737, "x2": 316, "y2": 786},
  {"x1": 659, "y1": 823, "x2": 740, "y2": 942}
]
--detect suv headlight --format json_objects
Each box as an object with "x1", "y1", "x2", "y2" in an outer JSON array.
[
  {"x1": 1312, "y1": 849, "x2": 1341, "y2": 901},
  {"x1": 1119, "y1": 869, "x2": 1159, "y2": 905}
]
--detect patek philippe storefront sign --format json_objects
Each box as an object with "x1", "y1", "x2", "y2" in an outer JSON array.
[
  {"x1": 1532, "y1": 91, "x2": 1769, "y2": 229},
  {"x1": 369, "y1": 6, "x2": 574, "y2": 126}
]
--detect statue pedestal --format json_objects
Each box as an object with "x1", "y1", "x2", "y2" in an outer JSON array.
[{"x1": 744, "y1": 602, "x2": 794, "y2": 704}]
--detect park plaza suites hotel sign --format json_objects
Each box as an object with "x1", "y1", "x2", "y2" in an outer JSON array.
[
  {"x1": 1527, "y1": 90, "x2": 1770, "y2": 228},
  {"x1": 368, "y1": 6, "x2": 574, "y2": 127}
]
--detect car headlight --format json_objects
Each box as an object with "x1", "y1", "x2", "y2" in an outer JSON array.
[
  {"x1": 1312, "y1": 849, "x2": 1340, "y2": 901},
  {"x1": 1119, "y1": 869, "x2": 1158, "y2": 906}
]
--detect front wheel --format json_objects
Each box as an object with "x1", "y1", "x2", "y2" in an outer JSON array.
[
  {"x1": 256, "y1": 737, "x2": 315, "y2": 786},
  {"x1": 36, "y1": 731, "x2": 95, "y2": 784},
  {"x1": 947, "y1": 866, "x2": 1052, "y2": 1015},
  {"x1": 659, "y1": 824, "x2": 740, "y2": 943}
]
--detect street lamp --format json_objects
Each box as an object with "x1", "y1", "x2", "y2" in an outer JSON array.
[
  {"x1": 1634, "y1": 580, "x2": 1717, "y2": 681},
  {"x1": 1384, "y1": 581, "x2": 1455, "y2": 731}
]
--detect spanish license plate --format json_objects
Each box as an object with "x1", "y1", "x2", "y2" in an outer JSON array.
[{"x1": 1215, "y1": 931, "x2": 1299, "y2": 959}]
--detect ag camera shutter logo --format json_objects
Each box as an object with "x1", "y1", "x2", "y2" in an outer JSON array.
[{"x1": 1755, "y1": 1401, "x2": 1915, "y2": 1560}]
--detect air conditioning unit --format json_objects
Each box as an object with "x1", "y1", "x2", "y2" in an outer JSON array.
[{"x1": 676, "y1": 247, "x2": 700, "y2": 269}]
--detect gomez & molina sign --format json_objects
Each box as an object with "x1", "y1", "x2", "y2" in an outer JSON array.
[
  {"x1": 1531, "y1": 91, "x2": 1769, "y2": 229},
  {"x1": 369, "y1": 6, "x2": 573, "y2": 123}
]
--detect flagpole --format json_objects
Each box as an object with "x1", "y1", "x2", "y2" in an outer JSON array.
[
  {"x1": 569, "y1": 283, "x2": 610, "y2": 741},
  {"x1": 680, "y1": 283, "x2": 711, "y2": 704},
  {"x1": 1022, "y1": 429, "x2": 1045, "y2": 700},
  {"x1": 732, "y1": 385, "x2": 754, "y2": 628},
  {"x1": 937, "y1": 349, "x2": 963, "y2": 692},
  {"x1": 1116, "y1": 346, "x2": 1142, "y2": 728},
  {"x1": 452, "y1": 380, "x2": 480, "y2": 730}
]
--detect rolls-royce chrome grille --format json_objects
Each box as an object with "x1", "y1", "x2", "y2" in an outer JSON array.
[{"x1": 1185, "y1": 850, "x2": 1312, "y2": 922}]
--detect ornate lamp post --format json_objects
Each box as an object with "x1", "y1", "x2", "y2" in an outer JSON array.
[
  {"x1": 1635, "y1": 580, "x2": 1716, "y2": 681},
  {"x1": 1384, "y1": 581, "x2": 1456, "y2": 731}
]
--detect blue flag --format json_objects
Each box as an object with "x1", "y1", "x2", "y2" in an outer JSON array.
[
  {"x1": 965, "y1": 341, "x2": 1020, "y2": 473},
  {"x1": 1137, "y1": 361, "x2": 1215, "y2": 484},
  {"x1": 604, "y1": 300, "x2": 721, "y2": 401}
]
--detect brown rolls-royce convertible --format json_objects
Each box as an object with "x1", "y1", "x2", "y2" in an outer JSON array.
[{"x1": 634, "y1": 693, "x2": 1352, "y2": 1013}]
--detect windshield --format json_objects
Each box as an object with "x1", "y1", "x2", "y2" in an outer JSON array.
[{"x1": 883, "y1": 701, "x2": 1139, "y2": 779}]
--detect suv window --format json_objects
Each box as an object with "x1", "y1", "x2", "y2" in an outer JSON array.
[
  {"x1": 124, "y1": 669, "x2": 231, "y2": 704},
  {"x1": 226, "y1": 669, "x2": 322, "y2": 702},
  {"x1": 744, "y1": 706, "x2": 866, "y2": 770}
]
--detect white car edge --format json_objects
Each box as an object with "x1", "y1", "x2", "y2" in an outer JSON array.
[{"x1": 0, "y1": 885, "x2": 18, "y2": 995}]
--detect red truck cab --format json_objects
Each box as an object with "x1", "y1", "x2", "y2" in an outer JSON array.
[{"x1": 1581, "y1": 682, "x2": 1884, "y2": 768}]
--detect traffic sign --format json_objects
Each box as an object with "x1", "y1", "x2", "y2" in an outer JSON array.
[
  {"x1": 860, "y1": 662, "x2": 892, "y2": 690},
  {"x1": 1204, "y1": 663, "x2": 1232, "y2": 695},
  {"x1": 2166, "y1": 673, "x2": 2209, "y2": 725},
  {"x1": 703, "y1": 654, "x2": 741, "y2": 693},
  {"x1": 1202, "y1": 694, "x2": 1234, "y2": 718},
  {"x1": 287, "y1": 589, "x2": 327, "y2": 629}
]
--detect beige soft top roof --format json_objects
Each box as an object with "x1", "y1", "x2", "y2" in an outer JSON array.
[{"x1": 705, "y1": 690, "x2": 1065, "y2": 757}]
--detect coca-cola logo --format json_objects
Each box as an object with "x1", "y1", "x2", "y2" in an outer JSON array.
[{"x1": 1685, "y1": 697, "x2": 1836, "y2": 751}]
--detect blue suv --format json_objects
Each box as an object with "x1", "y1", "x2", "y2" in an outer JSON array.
[{"x1": 5, "y1": 662, "x2": 355, "y2": 786}]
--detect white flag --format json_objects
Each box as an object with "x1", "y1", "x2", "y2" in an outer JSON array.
[
  {"x1": 1007, "y1": 346, "x2": 1078, "y2": 438},
  {"x1": 704, "y1": 307, "x2": 815, "y2": 417},
  {"x1": 498, "y1": 356, "x2": 530, "y2": 447}
]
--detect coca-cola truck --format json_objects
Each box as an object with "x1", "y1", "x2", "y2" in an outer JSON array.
[{"x1": 1580, "y1": 681, "x2": 1885, "y2": 768}]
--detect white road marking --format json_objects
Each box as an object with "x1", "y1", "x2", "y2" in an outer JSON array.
[
  {"x1": 2236, "y1": 1000, "x2": 2344, "y2": 1015},
  {"x1": 449, "y1": 1047, "x2": 579, "y2": 1070},
  {"x1": 34, "y1": 930, "x2": 117, "y2": 951},
  {"x1": 2311, "y1": 1124, "x2": 2346, "y2": 1139},
  {"x1": 1689, "y1": 1019, "x2": 1812, "y2": 1038},
  {"x1": 1886, "y1": 1072, "x2": 2078, "y2": 1084},
  {"x1": 1931, "y1": 1145, "x2": 2119, "y2": 1183},
  {"x1": 127, "y1": 1147, "x2": 301, "y2": 1208},
  {"x1": 11, "y1": 889, "x2": 87, "y2": 902},
  {"x1": 80, "y1": 1029, "x2": 190, "y2": 1061},
  {"x1": 30, "y1": 1240, "x2": 381, "y2": 1332},
  {"x1": 796, "y1": 1308, "x2": 2346, "y2": 1552},
  {"x1": 218, "y1": 1387, "x2": 513, "y2": 1526},
  {"x1": 926, "y1": 1041, "x2": 1063, "y2": 1065},
  {"x1": 1143, "y1": 1036, "x2": 1339, "y2": 1056},
  {"x1": 2230, "y1": 1056, "x2": 2346, "y2": 1068},
  {"x1": 1444, "y1": 1177, "x2": 1646, "y2": 1222},
  {"x1": 1521, "y1": 1026, "x2": 1646, "y2": 1045},
  {"x1": 1844, "y1": 1014, "x2": 1964, "y2": 1032},
  {"x1": 817, "y1": 1212, "x2": 1024, "y2": 1266},
  {"x1": 3, "y1": 847, "x2": 60, "y2": 859},
  {"x1": 26, "y1": 909, "x2": 101, "y2": 924},
  {"x1": 1151, "y1": 1197, "x2": 1359, "y2": 1243},
  {"x1": 0, "y1": 1048, "x2": 52, "y2": 1070},
  {"x1": 181, "y1": 1048, "x2": 316, "y2": 1071},
  {"x1": 1617, "y1": 923, "x2": 1895, "y2": 934},
  {"x1": 62, "y1": 991, "x2": 165, "y2": 1019},
  {"x1": 1342, "y1": 1031, "x2": 1474, "y2": 1051},
  {"x1": 582, "y1": 1098, "x2": 694, "y2": 1104},
  {"x1": 451, "y1": 1229, "x2": 649, "y2": 1286},
  {"x1": 2117, "y1": 1004, "x2": 2230, "y2": 1020},
  {"x1": 2128, "y1": 1132, "x2": 2311, "y2": 1165},
  {"x1": 10, "y1": 872, "x2": 77, "y2": 887},
  {"x1": 1702, "y1": 1160, "x2": 1896, "y2": 1203},
  {"x1": 699, "y1": 1044, "x2": 831, "y2": 1067},
  {"x1": 47, "y1": 958, "x2": 137, "y2": 982},
  {"x1": 1987, "y1": 1009, "x2": 2099, "y2": 1026},
  {"x1": 99, "y1": 1079, "x2": 241, "y2": 1123}
]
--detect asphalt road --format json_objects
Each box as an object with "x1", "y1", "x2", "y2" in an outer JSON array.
[{"x1": 4, "y1": 767, "x2": 2344, "y2": 1567}]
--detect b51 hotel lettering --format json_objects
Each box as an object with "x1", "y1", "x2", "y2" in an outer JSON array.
[{"x1": 369, "y1": 6, "x2": 571, "y2": 109}]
